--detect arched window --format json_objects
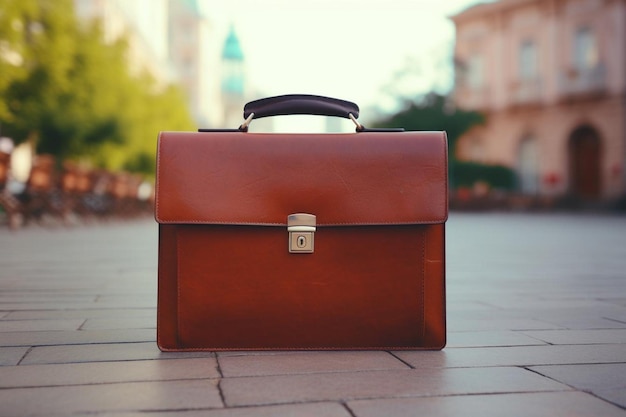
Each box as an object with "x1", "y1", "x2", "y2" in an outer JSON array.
[{"x1": 569, "y1": 125, "x2": 602, "y2": 198}]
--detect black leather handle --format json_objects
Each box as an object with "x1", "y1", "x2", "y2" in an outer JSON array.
[{"x1": 243, "y1": 94, "x2": 360, "y2": 120}]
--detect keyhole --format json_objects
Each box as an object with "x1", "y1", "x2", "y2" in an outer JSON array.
[{"x1": 297, "y1": 235, "x2": 307, "y2": 248}]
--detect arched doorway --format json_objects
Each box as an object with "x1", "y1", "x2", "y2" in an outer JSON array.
[
  {"x1": 568, "y1": 126, "x2": 602, "y2": 198},
  {"x1": 517, "y1": 136, "x2": 539, "y2": 194}
]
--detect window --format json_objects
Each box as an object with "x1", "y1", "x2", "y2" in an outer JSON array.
[
  {"x1": 573, "y1": 27, "x2": 598, "y2": 72},
  {"x1": 519, "y1": 40, "x2": 537, "y2": 80},
  {"x1": 517, "y1": 137, "x2": 539, "y2": 194},
  {"x1": 468, "y1": 137, "x2": 485, "y2": 163},
  {"x1": 467, "y1": 54, "x2": 484, "y2": 89}
]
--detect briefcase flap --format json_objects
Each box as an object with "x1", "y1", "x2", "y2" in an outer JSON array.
[{"x1": 155, "y1": 131, "x2": 448, "y2": 226}]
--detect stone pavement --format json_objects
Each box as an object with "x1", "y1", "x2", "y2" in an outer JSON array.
[{"x1": 1, "y1": 213, "x2": 625, "y2": 416}]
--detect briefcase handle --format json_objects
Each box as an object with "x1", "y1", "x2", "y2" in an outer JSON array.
[
  {"x1": 237, "y1": 94, "x2": 403, "y2": 132},
  {"x1": 198, "y1": 94, "x2": 403, "y2": 133},
  {"x1": 244, "y1": 94, "x2": 358, "y2": 121}
]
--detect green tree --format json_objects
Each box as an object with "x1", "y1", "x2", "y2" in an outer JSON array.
[
  {"x1": 116, "y1": 82, "x2": 196, "y2": 175},
  {"x1": 2, "y1": 0, "x2": 78, "y2": 144},
  {"x1": 372, "y1": 93, "x2": 515, "y2": 190},
  {"x1": 371, "y1": 92, "x2": 484, "y2": 153},
  {"x1": 0, "y1": 0, "x2": 195, "y2": 176},
  {"x1": 0, "y1": 0, "x2": 36, "y2": 122}
]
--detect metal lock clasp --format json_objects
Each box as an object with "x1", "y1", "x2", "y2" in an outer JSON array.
[{"x1": 288, "y1": 213, "x2": 316, "y2": 254}]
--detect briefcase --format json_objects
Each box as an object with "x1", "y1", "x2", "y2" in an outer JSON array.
[{"x1": 155, "y1": 95, "x2": 447, "y2": 351}]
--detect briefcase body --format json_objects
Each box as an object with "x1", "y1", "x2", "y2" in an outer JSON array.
[{"x1": 155, "y1": 95, "x2": 447, "y2": 351}]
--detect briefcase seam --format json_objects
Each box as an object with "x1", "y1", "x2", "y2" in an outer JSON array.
[
  {"x1": 155, "y1": 220, "x2": 448, "y2": 226},
  {"x1": 421, "y1": 229, "x2": 426, "y2": 340}
]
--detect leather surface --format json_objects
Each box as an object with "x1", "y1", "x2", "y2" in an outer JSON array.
[
  {"x1": 156, "y1": 130, "x2": 447, "y2": 351},
  {"x1": 155, "y1": 131, "x2": 448, "y2": 226}
]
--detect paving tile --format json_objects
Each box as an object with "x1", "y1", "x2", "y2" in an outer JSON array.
[
  {"x1": 84, "y1": 402, "x2": 352, "y2": 417},
  {"x1": 5, "y1": 308, "x2": 156, "y2": 320},
  {"x1": 2, "y1": 214, "x2": 626, "y2": 416},
  {"x1": 594, "y1": 388, "x2": 626, "y2": 409},
  {"x1": 0, "y1": 318, "x2": 85, "y2": 332},
  {"x1": 395, "y1": 345, "x2": 626, "y2": 368},
  {"x1": 19, "y1": 342, "x2": 213, "y2": 365},
  {"x1": 448, "y1": 318, "x2": 563, "y2": 332},
  {"x1": 450, "y1": 298, "x2": 601, "y2": 313},
  {"x1": 218, "y1": 351, "x2": 409, "y2": 377},
  {"x1": 0, "y1": 302, "x2": 111, "y2": 311},
  {"x1": 80, "y1": 317, "x2": 155, "y2": 330},
  {"x1": 93, "y1": 295, "x2": 156, "y2": 309},
  {"x1": 604, "y1": 311, "x2": 626, "y2": 324},
  {"x1": 457, "y1": 306, "x2": 624, "y2": 320},
  {"x1": 0, "y1": 379, "x2": 222, "y2": 416},
  {"x1": 0, "y1": 328, "x2": 155, "y2": 347},
  {"x1": 0, "y1": 294, "x2": 97, "y2": 303},
  {"x1": 347, "y1": 391, "x2": 626, "y2": 417},
  {"x1": 538, "y1": 316, "x2": 626, "y2": 330},
  {"x1": 523, "y1": 329, "x2": 626, "y2": 345},
  {"x1": 447, "y1": 331, "x2": 547, "y2": 348},
  {"x1": 445, "y1": 301, "x2": 496, "y2": 313},
  {"x1": 221, "y1": 367, "x2": 568, "y2": 407},
  {"x1": 195, "y1": 403, "x2": 351, "y2": 417},
  {"x1": 530, "y1": 364, "x2": 626, "y2": 391},
  {"x1": 0, "y1": 358, "x2": 219, "y2": 388},
  {"x1": 0, "y1": 347, "x2": 29, "y2": 366}
]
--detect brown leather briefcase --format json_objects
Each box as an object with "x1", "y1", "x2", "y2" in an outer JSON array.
[{"x1": 155, "y1": 95, "x2": 447, "y2": 351}]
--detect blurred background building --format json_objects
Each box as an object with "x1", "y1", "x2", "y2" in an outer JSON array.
[
  {"x1": 221, "y1": 25, "x2": 246, "y2": 127},
  {"x1": 74, "y1": 0, "x2": 251, "y2": 129},
  {"x1": 74, "y1": 0, "x2": 171, "y2": 86},
  {"x1": 451, "y1": 0, "x2": 626, "y2": 202}
]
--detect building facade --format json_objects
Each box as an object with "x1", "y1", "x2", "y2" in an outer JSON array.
[
  {"x1": 451, "y1": 0, "x2": 626, "y2": 200},
  {"x1": 220, "y1": 25, "x2": 246, "y2": 128},
  {"x1": 74, "y1": 0, "x2": 172, "y2": 87},
  {"x1": 74, "y1": 0, "x2": 248, "y2": 129},
  {"x1": 168, "y1": 0, "x2": 213, "y2": 126}
]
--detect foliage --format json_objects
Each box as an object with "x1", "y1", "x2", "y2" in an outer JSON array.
[
  {"x1": 0, "y1": 0, "x2": 196, "y2": 176},
  {"x1": 451, "y1": 160, "x2": 516, "y2": 190},
  {"x1": 371, "y1": 92, "x2": 484, "y2": 152},
  {"x1": 372, "y1": 92, "x2": 517, "y2": 190},
  {"x1": 0, "y1": 0, "x2": 35, "y2": 121}
]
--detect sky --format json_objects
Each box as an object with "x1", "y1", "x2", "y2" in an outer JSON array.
[{"x1": 200, "y1": 0, "x2": 489, "y2": 127}]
